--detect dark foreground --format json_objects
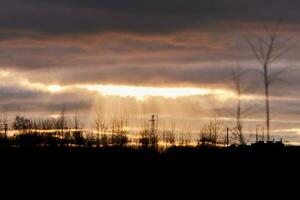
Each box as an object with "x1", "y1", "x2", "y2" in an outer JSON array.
[
  {"x1": 1, "y1": 145, "x2": 300, "y2": 173},
  {"x1": 1, "y1": 145, "x2": 300, "y2": 193}
]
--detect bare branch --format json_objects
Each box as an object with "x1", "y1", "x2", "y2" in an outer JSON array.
[
  {"x1": 243, "y1": 68, "x2": 264, "y2": 76},
  {"x1": 244, "y1": 36, "x2": 264, "y2": 65},
  {"x1": 270, "y1": 41, "x2": 295, "y2": 64}
]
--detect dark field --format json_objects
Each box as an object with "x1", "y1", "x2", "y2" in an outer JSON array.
[
  {"x1": 1, "y1": 145, "x2": 300, "y2": 177},
  {"x1": 1, "y1": 146, "x2": 299, "y2": 196}
]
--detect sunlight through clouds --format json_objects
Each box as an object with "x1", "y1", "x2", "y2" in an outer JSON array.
[
  {"x1": 47, "y1": 85, "x2": 64, "y2": 93},
  {"x1": 80, "y1": 85, "x2": 212, "y2": 100}
]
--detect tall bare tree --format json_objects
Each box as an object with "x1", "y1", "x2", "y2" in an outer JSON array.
[
  {"x1": 231, "y1": 65, "x2": 246, "y2": 144},
  {"x1": 245, "y1": 18, "x2": 292, "y2": 141},
  {"x1": 1, "y1": 106, "x2": 8, "y2": 141},
  {"x1": 57, "y1": 105, "x2": 68, "y2": 133},
  {"x1": 198, "y1": 118, "x2": 223, "y2": 146},
  {"x1": 94, "y1": 109, "x2": 108, "y2": 147},
  {"x1": 74, "y1": 110, "x2": 79, "y2": 130}
]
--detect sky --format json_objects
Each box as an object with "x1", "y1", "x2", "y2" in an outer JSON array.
[{"x1": 0, "y1": 0, "x2": 300, "y2": 142}]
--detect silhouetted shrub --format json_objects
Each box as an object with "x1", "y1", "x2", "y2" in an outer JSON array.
[
  {"x1": 197, "y1": 119, "x2": 223, "y2": 147},
  {"x1": 162, "y1": 130, "x2": 175, "y2": 147},
  {"x1": 12, "y1": 116, "x2": 32, "y2": 132},
  {"x1": 85, "y1": 132, "x2": 97, "y2": 147},
  {"x1": 139, "y1": 129, "x2": 158, "y2": 149},
  {"x1": 109, "y1": 117, "x2": 129, "y2": 147},
  {"x1": 111, "y1": 133, "x2": 128, "y2": 147},
  {"x1": 0, "y1": 134, "x2": 7, "y2": 146},
  {"x1": 45, "y1": 133, "x2": 59, "y2": 147},
  {"x1": 15, "y1": 132, "x2": 44, "y2": 147},
  {"x1": 60, "y1": 131, "x2": 72, "y2": 146},
  {"x1": 72, "y1": 131, "x2": 85, "y2": 146},
  {"x1": 100, "y1": 134, "x2": 109, "y2": 147}
]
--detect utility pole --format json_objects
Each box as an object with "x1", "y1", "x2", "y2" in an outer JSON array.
[
  {"x1": 4, "y1": 122, "x2": 7, "y2": 142},
  {"x1": 149, "y1": 114, "x2": 158, "y2": 136},
  {"x1": 149, "y1": 114, "x2": 158, "y2": 148},
  {"x1": 262, "y1": 127, "x2": 265, "y2": 142},
  {"x1": 256, "y1": 125, "x2": 259, "y2": 143},
  {"x1": 226, "y1": 128, "x2": 229, "y2": 147}
]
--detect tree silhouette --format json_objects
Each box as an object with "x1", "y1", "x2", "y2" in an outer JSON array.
[
  {"x1": 231, "y1": 65, "x2": 246, "y2": 145},
  {"x1": 245, "y1": 18, "x2": 292, "y2": 141}
]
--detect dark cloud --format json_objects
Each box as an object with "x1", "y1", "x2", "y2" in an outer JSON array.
[
  {"x1": 0, "y1": 45, "x2": 84, "y2": 69},
  {"x1": 2, "y1": 101, "x2": 91, "y2": 113},
  {"x1": 0, "y1": 0, "x2": 299, "y2": 38},
  {"x1": 0, "y1": 85, "x2": 95, "y2": 112},
  {"x1": 0, "y1": 85, "x2": 45, "y2": 102}
]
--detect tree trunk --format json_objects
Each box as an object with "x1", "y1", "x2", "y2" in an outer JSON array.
[
  {"x1": 264, "y1": 64, "x2": 270, "y2": 141},
  {"x1": 237, "y1": 80, "x2": 241, "y2": 134}
]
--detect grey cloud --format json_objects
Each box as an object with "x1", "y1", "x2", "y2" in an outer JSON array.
[
  {"x1": 24, "y1": 65, "x2": 236, "y2": 86},
  {"x1": 0, "y1": 85, "x2": 46, "y2": 102},
  {"x1": 0, "y1": 85, "x2": 95, "y2": 112},
  {"x1": 2, "y1": 101, "x2": 91, "y2": 113},
  {"x1": 0, "y1": 45, "x2": 85, "y2": 69},
  {"x1": 0, "y1": 0, "x2": 298, "y2": 38}
]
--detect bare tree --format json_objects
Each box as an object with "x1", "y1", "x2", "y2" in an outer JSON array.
[
  {"x1": 94, "y1": 114, "x2": 104, "y2": 133},
  {"x1": 198, "y1": 118, "x2": 223, "y2": 147},
  {"x1": 139, "y1": 118, "x2": 158, "y2": 149},
  {"x1": 231, "y1": 65, "x2": 246, "y2": 145},
  {"x1": 1, "y1": 107, "x2": 8, "y2": 141},
  {"x1": 94, "y1": 112, "x2": 107, "y2": 147},
  {"x1": 57, "y1": 105, "x2": 68, "y2": 134},
  {"x1": 245, "y1": 18, "x2": 292, "y2": 141},
  {"x1": 162, "y1": 120, "x2": 176, "y2": 147},
  {"x1": 110, "y1": 116, "x2": 129, "y2": 147},
  {"x1": 74, "y1": 110, "x2": 79, "y2": 130}
]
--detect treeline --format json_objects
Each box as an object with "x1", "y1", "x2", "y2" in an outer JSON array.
[
  {"x1": 0, "y1": 113, "x2": 250, "y2": 149},
  {"x1": 12, "y1": 116, "x2": 69, "y2": 131}
]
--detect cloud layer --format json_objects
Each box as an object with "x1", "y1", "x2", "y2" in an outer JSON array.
[{"x1": 1, "y1": 0, "x2": 300, "y2": 36}]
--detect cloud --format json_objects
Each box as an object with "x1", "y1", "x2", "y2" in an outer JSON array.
[
  {"x1": 0, "y1": 0, "x2": 299, "y2": 38},
  {"x1": 0, "y1": 85, "x2": 45, "y2": 102},
  {"x1": 0, "y1": 82, "x2": 95, "y2": 112},
  {"x1": 0, "y1": 30, "x2": 298, "y2": 97}
]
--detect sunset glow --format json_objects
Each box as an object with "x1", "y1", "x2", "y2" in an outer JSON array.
[
  {"x1": 48, "y1": 85, "x2": 64, "y2": 93},
  {"x1": 80, "y1": 85, "x2": 213, "y2": 100}
]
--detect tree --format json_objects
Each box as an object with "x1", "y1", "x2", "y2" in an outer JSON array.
[
  {"x1": 94, "y1": 112, "x2": 107, "y2": 147},
  {"x1": 139, "y1": 119, "x2": 159, "y2": 149},
  {"x1": 245, "y1": 18, "x2": 292, "y2": 141},
  {"x1": 74, "y1": 110, "x2": 79, "y2": 130},
  {"x1": 110, "y1": 116, "x2": 129, "y2": 147},
  {"x1": 198, "y1": 118, "x2": 223, "y2": 147},
  {"x1": 1, "y1": 107, "x2": 8, "y2": 141},
  {"x1": 162, "y1": 121, "x2": 176, "y2": 147},
  {"x1": 12, "y1": 116, "x2": 32, "y2": 132},
  {"x1": 57, "y1": 105, "x2": 68, "y2": 131},
  {"x1": 231, "y1": 65, "x2": 246, "y2": 145}
]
